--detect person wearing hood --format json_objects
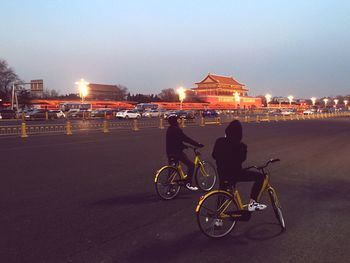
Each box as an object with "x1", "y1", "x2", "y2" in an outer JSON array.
[
  {"x1": 212, "y1": 120, "x2": 267, "y2": 211},
  {"x1": 166, "y1": 115, "x2": 204, "y2": 191}
]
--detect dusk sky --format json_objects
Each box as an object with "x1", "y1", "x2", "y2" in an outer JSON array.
[{"x1": 1, "y1": 0, "x2": 349, "y2": 98}]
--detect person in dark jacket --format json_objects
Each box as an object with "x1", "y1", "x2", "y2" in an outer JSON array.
[
  {"x1": 212, "y1": 120, "x2": 267, "y2": 211},
  {"x1": 166, "y1": 115, "x2": 204, "y2": 191}
]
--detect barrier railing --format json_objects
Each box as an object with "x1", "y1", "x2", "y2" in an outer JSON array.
[{"x1": 1, "y1": 112, "x2": 349, "y2": 137}]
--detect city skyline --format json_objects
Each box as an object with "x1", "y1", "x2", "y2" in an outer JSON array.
[{"x1": 1, "y1": 0, "x2": 349, "y2": 98}]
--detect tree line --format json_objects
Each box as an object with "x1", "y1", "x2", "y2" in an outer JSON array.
[{"x1": 0, "y1": 59, "x2": 205, "y2": 108}]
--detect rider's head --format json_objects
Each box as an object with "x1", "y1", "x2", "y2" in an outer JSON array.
[
  {"x1": 168, "y1": 115, "x2": 179, "y2": 126},
  {"x1": 225, "y1": 120, "x2": 242, "y2": 141}
]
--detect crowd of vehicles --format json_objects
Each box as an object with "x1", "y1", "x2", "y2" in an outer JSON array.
[{"x1": 0, "y1": 102, "x2": 348, "y2": 121}]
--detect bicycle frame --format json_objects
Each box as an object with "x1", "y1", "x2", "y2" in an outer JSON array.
[{"x1": 196, "y1": 172, "x2": 278, "y2": 212}]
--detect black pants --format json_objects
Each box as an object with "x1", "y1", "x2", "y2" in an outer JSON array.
[
  {"x1": 168, "y1": 152, "x2": 195, "y2": 183},
  {"x1": 219, "y1": 170, "x2": 265, "y2": 201}
]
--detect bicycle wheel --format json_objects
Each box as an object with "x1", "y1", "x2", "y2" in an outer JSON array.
[
  {"x1": 268, "y1": 188, "x2": 286, "y2": 230},
  {"x1": 196, "y1": 191, "x2": 238, "y2": 238},
  {"x1": 155, "y1": 166, "x2": 181, "y2": 200},
  {"x1": 195, "y1": 161, "x2": 217, "y2": 191}
]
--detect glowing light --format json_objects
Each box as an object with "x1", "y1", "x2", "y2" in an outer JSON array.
[
  {"x1": 310, "y1": 97, "x2": 316, "y2": 106},
  {"x1": 334, "y1": 99, "x2": 339, "y2": 107},
  {"x1": 234, "y1": 92, "x2": 241, "y2": 103},
  {"x1": 75, "y1": 78, "x2": 89, "y2": 101},
  {"x1": 344, "y1": 100, "x2": 348, "y2": 106},
  {"x1": 265, "y1": 94, "x2": 272, "y2": 106},
  {"x1": 287, "y1": 96, "x2": 294, "y2": 105},
  {"x1": 323, "y1": 98, "x2": 328, "y2": 106},
  {"x1": 176, "y1": 87, "x2": 186, "y2": 102}
]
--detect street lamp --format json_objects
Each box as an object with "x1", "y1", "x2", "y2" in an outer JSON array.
[
  {"x1": 287, "y1": 95, "x2": 294, "y2": 106},
  {"x1": 75, "y1": 78, "x2": 89, "y2": 103},
  {"x1": 265, "y1": 93, "x2": 272, "y2": 107},
  {"x1": 323, "y1": 98, "x2": 328, "y2": 107},
  {"x1": 344, "y1": 100, "x2": 348, "y2": 110},
  {"x1": 310, "y1": 97, "x2": 316, "y2": 107},
  {"x1": 176, "y1": 86, "x2": 186, "y2": 110},
  {"x1": 234, "y1": 92, "x2": 241, "y2": 106},
  {"x1": 334, "y1": 99, "x2": 339, "y2": 108}
]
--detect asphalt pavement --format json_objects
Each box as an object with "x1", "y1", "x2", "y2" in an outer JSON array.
[{"x1": 1, "y1": 118, "x2": 349, "y2": 263}]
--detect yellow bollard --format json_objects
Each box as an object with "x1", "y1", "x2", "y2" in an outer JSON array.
[
  {"x1": 20, "y1": 122, "x2": 28, "y2": 138},
  {"x1": 283, "y1": 115, "x2": 286, "y2": 121},
  {"x1": 275, "y1": 115, "x2": 278, "y2": 122},
  {"x1": 66, "y1": 120, "x2": 72, "y2": 135},
  {"x1": 159, "y1": 117, "x2": 164, "y2": 129},
  {"x1": 256, "y1": 115, "x2": 260, "y2": 123},
  {"x1": 245, "y1": 115, "x2": 250, "y2": 123},
  {"x1": 216, "y1": 116, "x2": 221, "y2": 125},
  {"x1": 132, "y1": 119, "x2": 139, "y2": 131},
  {"x1": 290, "y1": 115, "x2": 294, "y2": 121},
  {"x1": 200, "y1": 116, "x2": 205, "y2": 126},
  {"x1": 180, "y1": 118, "x2": 186, "y2": 128},
  {"x1": 45, "y1": 111, "x2": 48, "y2": 121},
  {"x1": 102, "y1": 119, "x2": 109, "y2": 133}
]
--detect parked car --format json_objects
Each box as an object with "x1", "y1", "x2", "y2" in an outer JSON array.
[
  {"x1": 0, "y1": 109, "x2": 16, "y2": 119},
  {"x1": 174, "y1": 110, "x2": 195, "y2": 119},
  {"x1": 25, "y1": 109, "x2": 57, "y2": 120},
  {"x1": 281, "y1": 109, "x2": 296, "y2": 116},
  {"x1": 116, "y1": 110, "x2": 141, "y2": 119},
  {"x1": 202, "y1": 110, "x2": 219, "y2": 118},
  {"x1": 143, "y1": 109, "x2": 161, "y2": 118},
  {"x1": 91, "y1": 109, "x2": 113, "y2": 118},
  {"x1": 50, "y1": 110, "x2": 66, "y2": 118},
  {"x1": 303, "y1": 109, "x2": 315, "y2": 115}
]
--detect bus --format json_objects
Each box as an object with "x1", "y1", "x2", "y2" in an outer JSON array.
[
  {"x1": 59, "y1": 102, "x2": 92, "y2": 112},
  {"x1": 135, "y1": 103, "x2": 158, "y2": 112}
]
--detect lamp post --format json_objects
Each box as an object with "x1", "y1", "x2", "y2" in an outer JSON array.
[
  {"x1": 234, "y1": 92, "x2": 241, "y2": 107},
  {"x1": 265, "y1": 93, "x2": 272, "y2": 108},
  {"x1": 75, "y1": 78, "x2": 89, "y2": 103},
  {"x1": 323, "y1": 98, "x2": 328, "y2": 107},
  {"x1": 344, "y1": 100, "x2": 348, "y2": 110},
  {"x1": 287, "y1": 96, "x2": 294, "y2": 106},
  {"x1": 334, "y1": 99, "x2": 339, "y2": 108},
  {"x1": 176, "y1": 87, "x2": 186, "y2": 110},
  {"x1": 311, "y1": 97, "x2": 316, "y2": 107}
]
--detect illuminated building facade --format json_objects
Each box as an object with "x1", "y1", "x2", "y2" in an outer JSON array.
[{"x1": 192, "y1": 74, "x2": 261, "y2": 108}]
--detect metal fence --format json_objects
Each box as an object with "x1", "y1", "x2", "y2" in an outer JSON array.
[{"x1": 1, "y1": 112, "x2": 349, "y2": 138}]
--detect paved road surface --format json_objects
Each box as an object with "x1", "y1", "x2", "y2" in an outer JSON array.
[{"x1": 1, "y1": 118, "x2": 349, "y2": 263}]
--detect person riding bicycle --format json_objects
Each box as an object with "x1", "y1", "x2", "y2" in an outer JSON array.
[
  {"x1": 212, "y1": 120, "x2": 267, "y2": 211},
  {"x1": 166, "y1": 115, "x2": 204, "y2": 191}
]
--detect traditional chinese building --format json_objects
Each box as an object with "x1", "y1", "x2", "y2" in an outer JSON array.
[{"x1": 192, "y1": 73, "x2": 261, "y2": 108}]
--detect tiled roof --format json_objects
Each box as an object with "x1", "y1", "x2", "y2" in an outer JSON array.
[{"x1": 196, "y1": 74, "x2": 245, "y2": 86}]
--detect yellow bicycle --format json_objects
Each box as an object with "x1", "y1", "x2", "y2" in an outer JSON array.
[
  {"x1": 196, "y1": 158, "x2": 285, "y2": 238},
  {"x1": 154, "y1": 146, "x2": 217, "y2": 200}
]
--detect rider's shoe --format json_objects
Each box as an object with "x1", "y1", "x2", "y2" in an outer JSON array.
[
  {"x1": 248, "y1": 200, "x2": 267, "y2": 211},
  {"x1": 185, "y1": 183, "x2": 198, "y2": 191}
]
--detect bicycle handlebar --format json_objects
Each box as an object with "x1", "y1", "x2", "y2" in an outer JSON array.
[{"x1": 245, "y1": 158, "x2": 280, "y2": 171}]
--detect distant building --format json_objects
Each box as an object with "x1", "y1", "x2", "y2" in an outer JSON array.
[
  {"x1": 86, "y1": 83, "x2": 121, "y2": 100},
  {"x1": 30, "y1": 79, "x2": 44, "y2": 97},
  {"x1": 192, "y1": 74, "x2": 261, "y2": 108}
]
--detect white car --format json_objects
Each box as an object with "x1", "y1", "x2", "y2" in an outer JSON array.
[
  {"x1": 50, "y1": 110, "x2": 66, "y2": 118},
  {"x1": 303, "y1": 109, "x2": 314, "y2": 115},
  {"x1": 116, "y1": 110, "x2": 141, "y2": 119},
  {"x1": 143, "y1": 109, "x2": 160, "y2": 118},
  {"x1": 281, "y1": 110, "x2": 296, "y2": 116}
]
